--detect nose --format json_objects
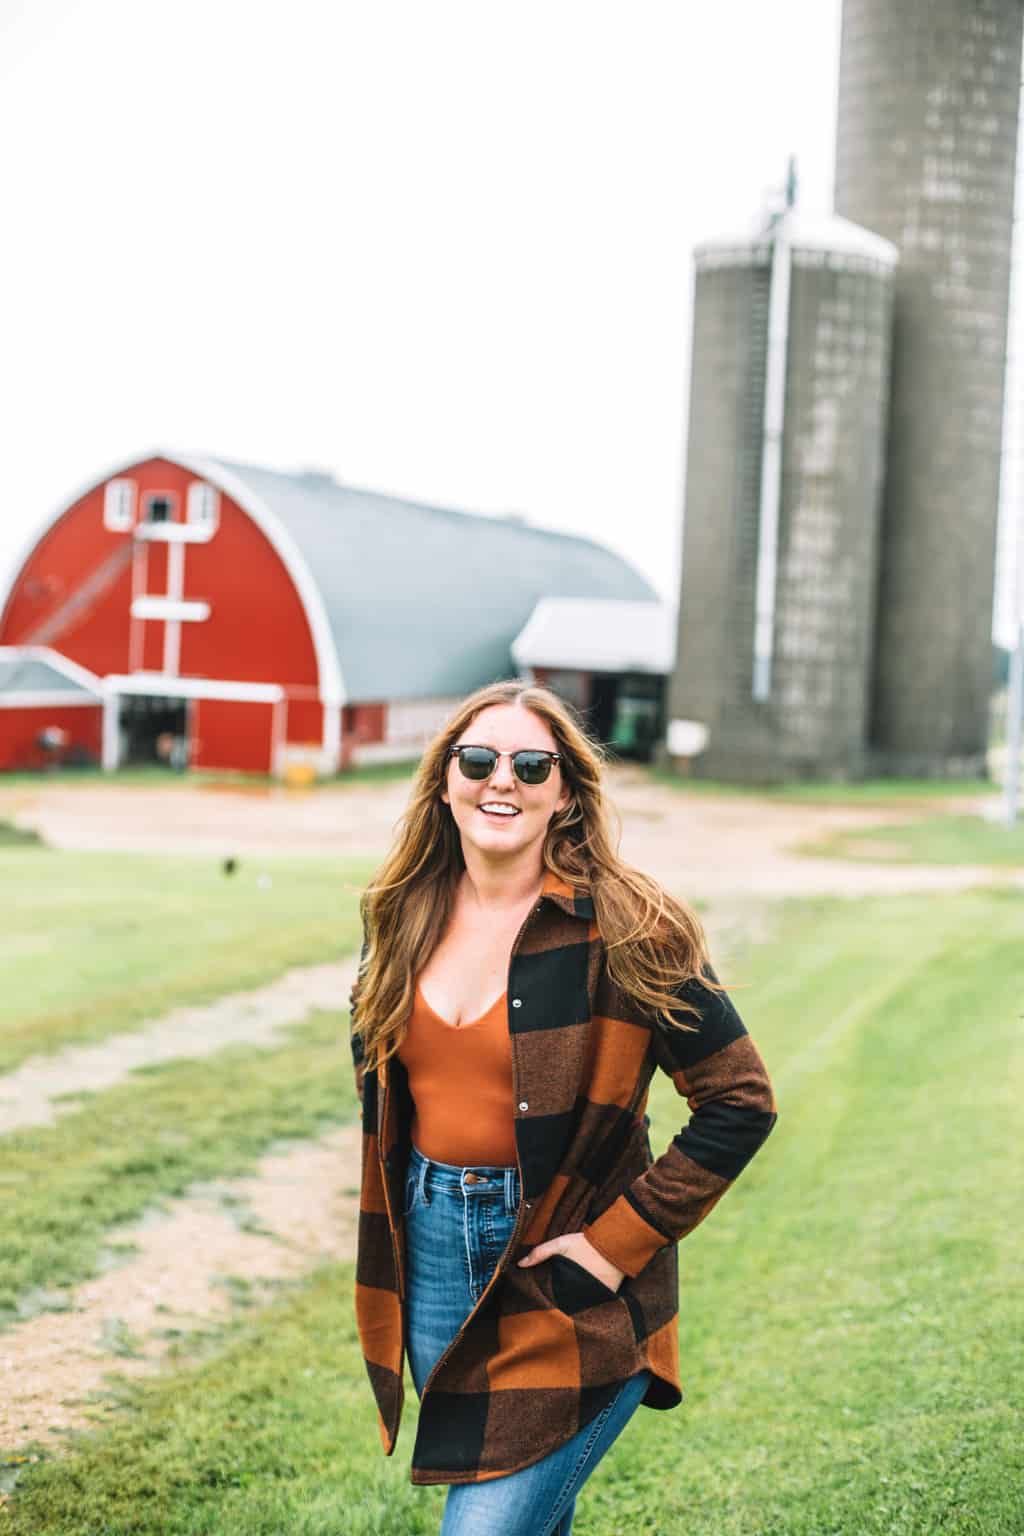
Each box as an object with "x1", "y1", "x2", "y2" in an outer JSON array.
[{"x1": 488, "y1": 753, "x2": 516, "y2": 790}]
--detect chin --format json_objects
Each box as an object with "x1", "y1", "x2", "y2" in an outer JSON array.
[
  {"x1": 460, "y1": 818, "x2": 534, "y2": 854},
  {"x1": 472, "y1": 828, "x2": 527, "y2": 852}
]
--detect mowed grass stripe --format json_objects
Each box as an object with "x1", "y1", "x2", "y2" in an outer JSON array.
[
  {"x1": 797, "y1": 812, "x2": 1024, "y2": 866},
  {"x1": 0, "y1": 849, "x2": 373, "y2": 1075},
  {"x1": 646, "y1": 771, "x2": 997, "y2": 805},
  {"x1": 0, "y1": 1010, "x2": 359, "y2": 1322},
  {"x1": 624, "y1": 885, "x2": 1023, "y2": 1535},
  {"x1": 5, "y1": 888, "x2": 1023, "y2": 1533}
]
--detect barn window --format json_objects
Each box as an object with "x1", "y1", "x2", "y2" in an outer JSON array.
[
  {"x1": 103, "y1": 479, "x2": 136, "y2": 531},
  {"x1": 187, "y1": 481, "x2": 220, "y2": 532},
  {"x1": 144, "y1": 493, "x2": 175, "y2": 523}
]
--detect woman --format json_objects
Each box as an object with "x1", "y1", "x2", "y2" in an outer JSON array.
[{"x1": 350, "y1": 681, "x2": 777, "y2": 1534}]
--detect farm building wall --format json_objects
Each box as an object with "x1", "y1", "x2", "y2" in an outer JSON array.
[
  {"x1": 0, "y1": 703, "x2": 103, "y2": 772},
  {"x1": 341, "y1": 697, "x2": 464, "y2": 767},
  {"x1": 191, "y1": 699, "x2": 276, "y2": 775},
  {"x1": 1, "y1": 474, "x2": 136, "y2": 677}
]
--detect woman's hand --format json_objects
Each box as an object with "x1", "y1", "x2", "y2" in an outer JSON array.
[{"x1": 517, "y1": 1231, "x2": 625, "y2": 1292}]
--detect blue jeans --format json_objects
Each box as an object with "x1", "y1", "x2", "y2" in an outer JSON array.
[{"x1": 404, "y1": 1143, "x2": 651, "y2": 1536}]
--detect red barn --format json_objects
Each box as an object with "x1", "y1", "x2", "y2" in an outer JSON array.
[{"x1": 0, "y1": 452, "x2": 657, "y2": 775}]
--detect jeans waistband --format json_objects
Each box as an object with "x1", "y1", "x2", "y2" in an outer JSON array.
[{"x1": 408, "y1": 1143, "x2": 520, "y2": 1214}]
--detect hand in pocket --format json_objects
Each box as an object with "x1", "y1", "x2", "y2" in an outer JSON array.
[{"x1": 517, "y1": 1231, "x2": 624, "y2": 1292}]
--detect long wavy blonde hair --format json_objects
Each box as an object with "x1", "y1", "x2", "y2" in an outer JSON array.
[{"x1": 352, "y1": 681, "x2": 724, "y2": 1069}]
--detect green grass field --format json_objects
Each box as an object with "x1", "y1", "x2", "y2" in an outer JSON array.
[
  {"x1": 0, "y1": 822, "x2": 43, "y2": 847},
  {"x1": 647, "y1": 769, "x2": 1001, "y2": 806},
  {"x1": 0, "y1": 848, "x2": 371, "y2": 1074},
  {"x1": 797, "y1": 813, "x2": 1024, "y2": 867},
  {"x1": 2, "y1": 850, "x2": 1022, "y2": 1532},
  {"x1": 0, "y1": 761, "x2": 417, "y2": 791}
]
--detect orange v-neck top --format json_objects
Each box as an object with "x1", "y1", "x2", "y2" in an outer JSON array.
[{"x1": 396, "y1": 983, "x2": 516, "y2": 1167}]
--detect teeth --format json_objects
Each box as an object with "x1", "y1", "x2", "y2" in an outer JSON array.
[{"x1": 481, "y1": 804, "x2": 518, "y2": 815}]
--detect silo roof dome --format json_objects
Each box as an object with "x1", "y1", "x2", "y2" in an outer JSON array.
[{"x1": 695, "y1": 208, "x2": 898, "y2": 268}]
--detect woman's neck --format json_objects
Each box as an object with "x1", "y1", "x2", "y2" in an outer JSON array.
[{"x1": 457, "y1": 848, "x2": 545, "y2": 913}]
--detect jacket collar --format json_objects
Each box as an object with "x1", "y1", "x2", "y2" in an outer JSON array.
[{"x1": 540, "y1": 867, "x2": 595, "y2": 921}]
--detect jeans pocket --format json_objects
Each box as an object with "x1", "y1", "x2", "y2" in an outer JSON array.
[{"x1": 402, "y1": 1169, "x2": 419, "y2": 1217}]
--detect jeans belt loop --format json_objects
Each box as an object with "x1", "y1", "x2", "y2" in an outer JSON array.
[{"x1": 418, "y1": 1152, "x2": 431, "y2": 1206}]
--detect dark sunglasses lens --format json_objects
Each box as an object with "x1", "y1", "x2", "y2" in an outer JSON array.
[
  {"x1": 457, "y1": 747, "x2": 497, "y2": 780},
  {"x1": 513, "y1": 752, "x2": 553, "y2": 784}
]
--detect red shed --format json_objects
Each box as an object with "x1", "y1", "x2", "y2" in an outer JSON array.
[
  {"x1": 0, "y1": 452, "x2": 657, "y2": 776},
  {"x1": 0, "y1": 647, "x2": 105, "y2": 772}
]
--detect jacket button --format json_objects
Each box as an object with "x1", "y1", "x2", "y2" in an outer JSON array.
[
  {"x1": 518, "y1": 1101, "x2": 529, "y2": 1112},
  {"x1": 512, "y1": 998, "x2": 522, "y2": 1008}
]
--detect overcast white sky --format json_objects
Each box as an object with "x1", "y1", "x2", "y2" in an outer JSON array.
[{"x1": 1, "y1": 0, "x2": 1021, "y2": 645}]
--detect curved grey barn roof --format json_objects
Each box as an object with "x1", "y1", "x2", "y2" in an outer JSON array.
[{"x1": 210, "y1": 460, "x2": 656, "y2": 703}]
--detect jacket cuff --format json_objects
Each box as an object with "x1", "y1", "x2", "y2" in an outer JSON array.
[{"x1": 582, "y1": 1194, "x2": 668, "y2": 1278}]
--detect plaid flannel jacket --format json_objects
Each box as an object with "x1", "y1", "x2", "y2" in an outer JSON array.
[{"x1": 350, "y1": 870, "x2": 778, "y2": 1485}]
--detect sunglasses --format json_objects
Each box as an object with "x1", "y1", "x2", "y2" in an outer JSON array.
[{"x1": 448, "y1": 744, "x2": 563, "y2": 785}]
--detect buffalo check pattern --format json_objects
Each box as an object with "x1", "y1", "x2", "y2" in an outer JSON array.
[{"x1": 351, "y1": 870, "x2": 778, "y2": 1485}]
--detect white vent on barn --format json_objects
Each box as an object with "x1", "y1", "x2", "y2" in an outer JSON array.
[
  {"x1": 103, "y1": 479, "x2": 136, "y2": 531},
  {"x1": 187, "y1": 481, "x2": 220, "y2": 533}
]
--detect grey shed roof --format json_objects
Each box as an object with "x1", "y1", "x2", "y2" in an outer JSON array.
[
  {"x1": 205, "y1": 459, "x2": 657, "y2": 703},
  {"x1": 512, "y1": 598, "x2": 676, "y2": 674},
  {"x1": 0, "y1": 651, "x2": 102, "y2": 698}
]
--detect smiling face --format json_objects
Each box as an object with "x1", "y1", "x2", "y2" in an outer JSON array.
[{"x1": 441, "y1": 702, "x2": 571, "y2": 867}]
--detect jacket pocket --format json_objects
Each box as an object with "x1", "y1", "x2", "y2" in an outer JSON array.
[{"x1": 549, "y1": 1253, "x2": 619, "y2": 1316}]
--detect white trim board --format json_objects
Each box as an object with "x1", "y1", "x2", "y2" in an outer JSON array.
[
  {"x1": 131, "y1": 597, "x2": 210, "y2": 622},
  {"x1": 105, "y1": 673, "x2": 283, "y2": 703},
  {"x1": 134, "y1": 522, "x2": 213, "y2": 544},
  {"x1": 0, "y1": 692, "x2": 104, "y2": 709}
]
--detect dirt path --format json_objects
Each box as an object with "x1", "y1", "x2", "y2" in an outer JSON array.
[
  {"x1": 0, "y1": 777, "x2": 413, "y2": 859},
  {"x1": 607, "y1": 770, "x2": 1019, "y2": 899},
  {"x1": 0, "y1": 958, "x2": 359, "y2": 1137},
  {"x1": 1, "y1": 770, "x2": 1016, "y2": 903},
  {"x1": 0, "y1": 1126, "x2": 360, "y2": 1451}
]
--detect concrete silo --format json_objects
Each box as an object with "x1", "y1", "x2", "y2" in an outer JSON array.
[
  {"x1": 834, "y1": 0, "x2": 1024, "y2": 776},
  {"x1": 667, "y1": 209, "x2": 897, "y2": 782}
]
